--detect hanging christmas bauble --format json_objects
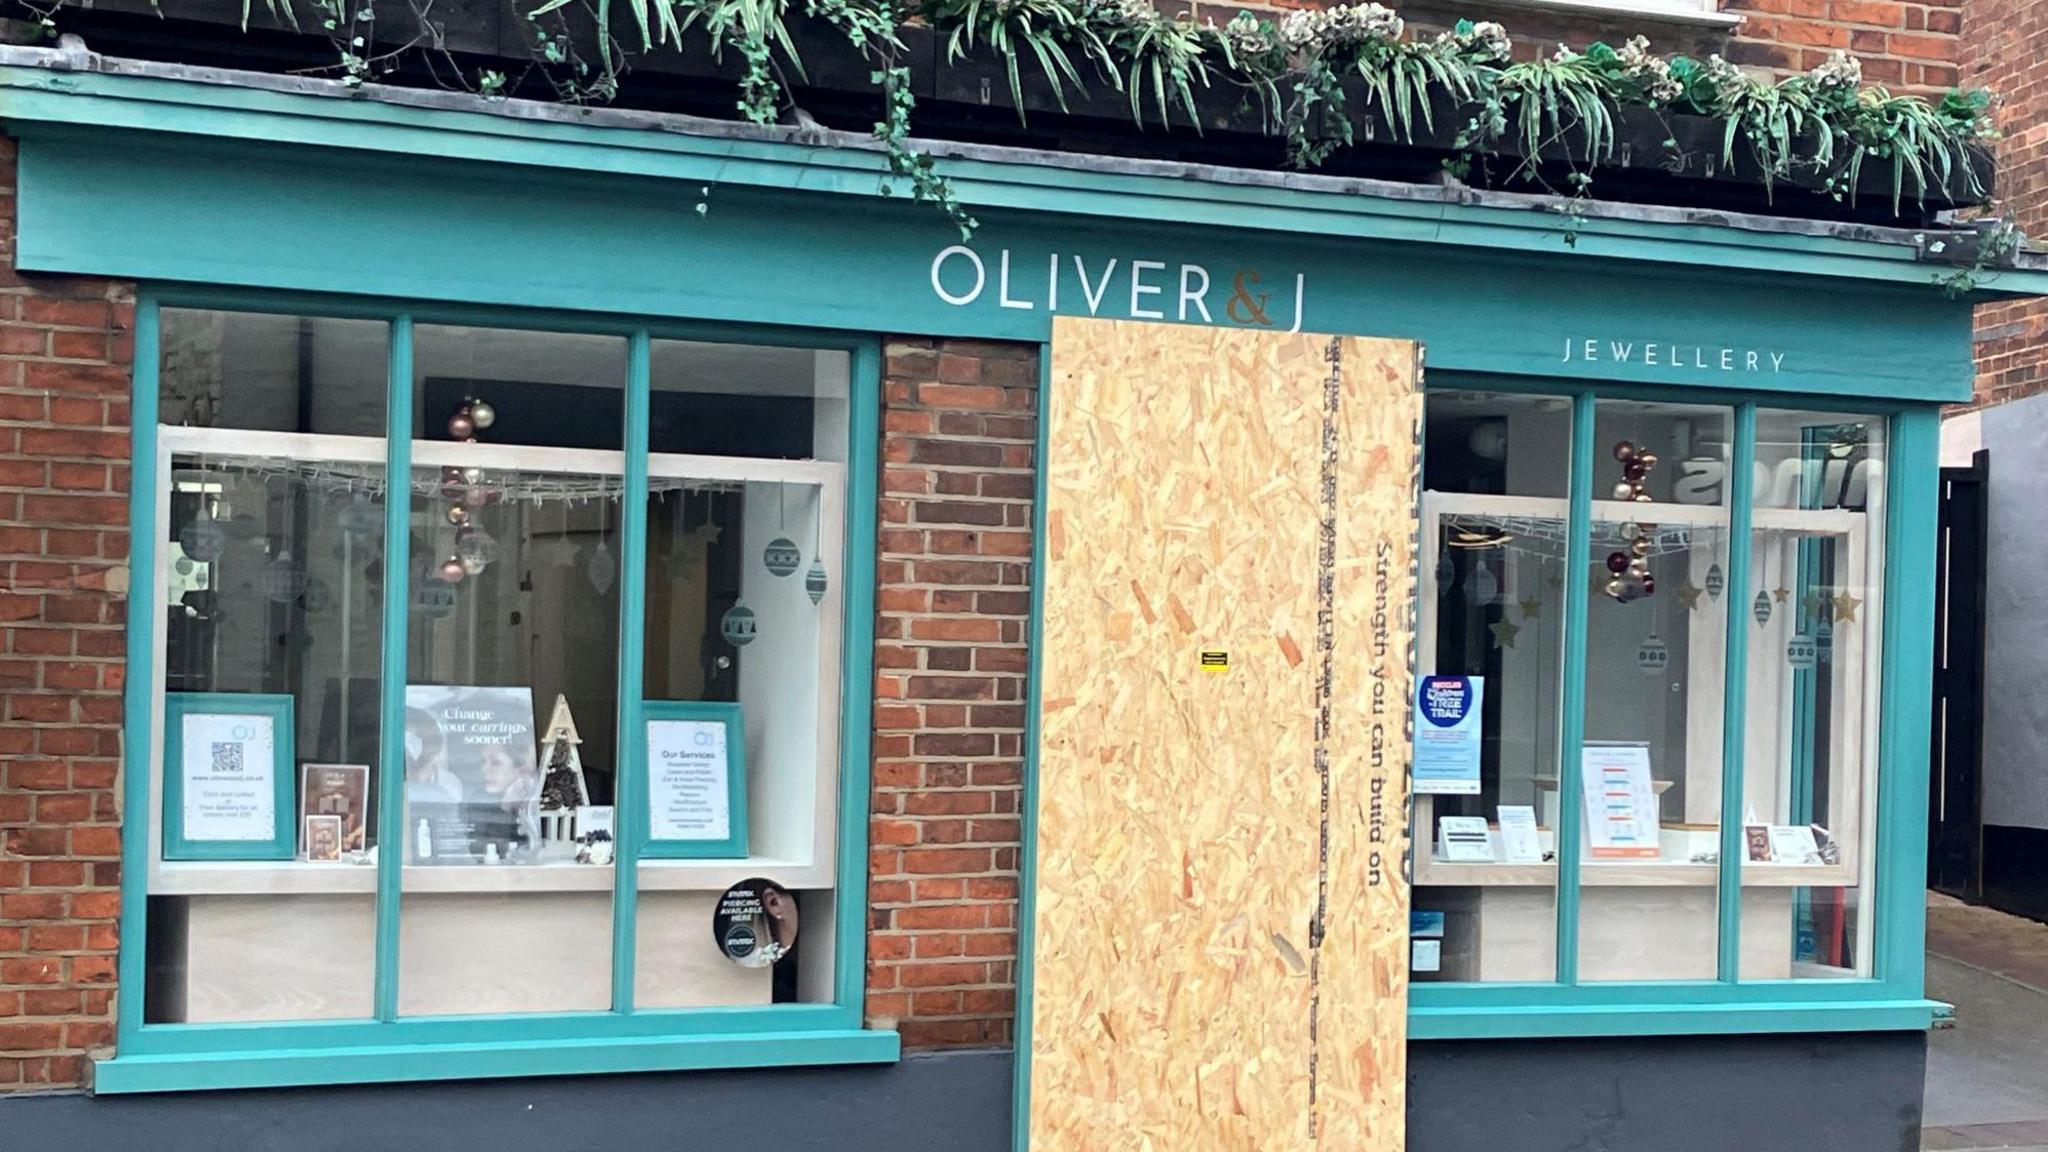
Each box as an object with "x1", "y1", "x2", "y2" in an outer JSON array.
[
  {"x1": 1639, "y1": 452, "x2": 1659, "y2": 469},
  {"x1": 448, "y1": 413, "x2": 475, "y2": 440},
  {"x1": 263, "y1": 554, "x2": 306, "y2": 602},
  {"x1": 469, "y1": 401, "x2": 496, "y2": 430},
  {"x1": 1614, "y1": 440, "x2": 1637, "y2": 462},
  {"x1": 462, "y1": 486, "x2": 490, "y2": 509},
  {"x1": 179, "y1": 516, "x2": 227, "y2": 563},
  {"x1": 1627, "y1": 557, "x2": 1649, "y2": 576},
  {"x1": 300, "y1": 576, "x2": 333, "y2": 614},
  {"x1": 1641, "y1": 575, "x2": 1656, "y2": 596},
  {"x1": 1753, "y1": 589, "x2": 1773, "y2": 625},
  {"x1": 1606, "y1": 551, "x2": 1631, "y2": 574},
  {"x1": 338, "y1": 495, "x2": 381, "y2": 537},
  {"x1": 1637, "y1": 635, "x2": 1670, "y2": 676},
  {"x1": 456, "y1": 528, "x2": 498, "y2": 572},
  {"x1": 1611, "y1": 481, "x2": 1635, "y2": 501},
  {"x1": 1623, "y1": 458, "x2": 1647, "y2": 482},
  {"x1": 1471, "y1": 564, "x2": 1498, "y2": 605},
  {"x1": 1605, "y1": 576, "x2": 1624, "y2": 599},
  {"x1": 446, "y1": 505, "x2": 471, "y2": 528},
  {"x1": 462, "y1": 467, "x2": 486, "y2": 486},
  {"x1": 1787, "y1": 632, "x2": 1818, "y2": 670},
  {"x1": 587, "y1": 541, "x2": 616, "y2": 596},
  {"x1": 1634, "y1": 491, "x2": 1654, "y2": 503},
  {"x1": 805, "y1": 558, "x2": 828, "y2": 605},
  {"x1": 1705, "y1": 564, "x2": 1725, "y2": 599},
  {"x1": 1631, "y1": 537, "x2": 1652, "y2": 558},
  {"x1": 1614, "y1": 575, "x2": 1645, "y2": 604},
  {"x1": 763, "y1": 537, "x2": 802, "y2": 578},
  {"x1": 1435, "y1": 551, "x2": 1456, "y2": 594},
  {"x1": 721, "y1": 603, "x2": 758, "y2": 647},
  {"x1": 438, "y1": 557, "x2": 467, "y2": 584},
  {"x1": 415, "y1": 577, "x2": 458, "y2": 618}
]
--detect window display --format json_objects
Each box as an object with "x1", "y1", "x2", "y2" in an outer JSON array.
[{"x1": 142, "y1": 309, "x2": 855, "y2": 1026}]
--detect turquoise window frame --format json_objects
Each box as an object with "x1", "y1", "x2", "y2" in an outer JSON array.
[
  {"x1": 104, "y1": 288, "x2": 897, "y2": 1094},
  {"x1": 1399, "y1": 375, "x2": 1941, "y2": 1037},
  {"x1": 639, "y1": 700, "x2": 751, "y2": 860},
  {"x1": 160, "y1": 692, "x2": 297, "y2": 862}
]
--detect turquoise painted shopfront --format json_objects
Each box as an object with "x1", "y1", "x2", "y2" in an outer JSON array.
[{"x1": 0, "y1": 49, "x2": 2036, "y2": 1152}]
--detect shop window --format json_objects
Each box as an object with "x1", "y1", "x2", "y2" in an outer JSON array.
[
  {"x1": 1412, "y1": 391, "x2": 1895, "y2": 993},
  {"x1": 139, "y1": 309, "x2": 863, "y2": 1037},
  {"x1": 1740, "y1": 410, "x2": 1885, "y2": 980},
  {"x1": 1580, "y1": 400, "x2": 1732, "y2": 981},
  {"x1": 1413, "y1": 391, "x2": 1572, "y2": 983}
]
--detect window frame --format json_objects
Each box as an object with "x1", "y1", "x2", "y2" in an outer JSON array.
[
  {"x1": 1406, "y1": 374, "x2": 1940, "y2": 1039},
  {"x1": 104, "y1": 288, "x2": 896, "y2": 1093}
]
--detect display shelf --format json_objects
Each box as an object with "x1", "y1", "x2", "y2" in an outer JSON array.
[
  {"x1": 151, "y1": 855, "x2": 837, "y2": 897},
  {"x1": 1414, "y1": 856, "x2": 1853, "y2": 888}
]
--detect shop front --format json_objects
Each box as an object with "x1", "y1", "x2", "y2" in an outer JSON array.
[{"x1": 0, "y1": 42, "x2": 2037, "y2": 1152}]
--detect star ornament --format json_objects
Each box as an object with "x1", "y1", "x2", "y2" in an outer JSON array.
[
  {"x1": 1676, "y1": 580, "x2": 1703, "y2": 610},
  {"x1": 1772, "y1": 585, "x2": 1792, "y2": 604},
  {"x1": 1518, "y1": 596, "x2": 1544, "y2": 621},
  {"x1": 1832, "y1": 591, "x2": 1862, "y2": 623},
  {"x1": 1489, "y1": 618, "x2": 1523, "y2": 650}
]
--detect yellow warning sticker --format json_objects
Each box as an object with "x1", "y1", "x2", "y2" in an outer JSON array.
[{"x1": 1199, "y1": 650, "x2": 1230, "y2": 672}]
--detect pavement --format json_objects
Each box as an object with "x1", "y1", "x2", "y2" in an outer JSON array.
[{"x1": 1923, "y1": 893, "x2": 2048, "y2": 1151}]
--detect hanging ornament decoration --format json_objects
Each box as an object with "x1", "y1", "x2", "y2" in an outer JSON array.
[
  {"x1": 764, "y1": 538, "x2": 802, "y2": 578},
  {"x1": 1602, "y1": 441, "x2": 1659, "y2": 603},
  {"x1": 587, "y1": 542, "x2": 616, "y2": 596},
  {"x1": 1471, "y1": 563, "x2": 1499, "y2": 605},
  {"x1": 469, "y1": 401, "x2": 497, "y2": 430},
  {"x1": 179, "y1": 513, "x2": 228, "y2": 564},
  {"x1": 1753, "y1": 589, "x2": 1773, "y2": 626},
  {"x1": 300, "y1": 576, "x2": 333, "y2": 615},
  {"x1": 721, "y1": 603, "x2": 759, "y2": 647},
  {"x1": 1675, "y1": 580, "x2": 1704, "y2": 611},
  {"x1": 1832, "y1": 590, "x2": 1862, "y2": 623},
  {"x1": 416, "y1": 577, "x2": 459, "y2": 618},
  {"x1": 263, "y1": 551, "x2": 306, "y2": 603},
  {"x1": 1487, "y1": 617, "x2": 1521, "y2": 650},
  {"x1": 1435, "y1": 551, "x2": 1456, "y2": 594},
  {"x1": 1637, "y1": 632, "x2": 1670, "y2": 676},
  {"x1": 446, "y1": 504, "x2": 472, "y2": 528},
  {"x1": 1787, "y1": 632, "x2": 1818, "y2": 670},
  {"x1": 805, "y1": 558, "x2": 829, "y2": 605},
  {"x1": 1816, "y1": 620, "x2": 1835, "y2": 663},
  {"x1": 1517, "y1": 596, "x2": 1543, "y2": 621},
  {"x1": 438, "y1": 556, "x2": 468, "y2": 584},
  {"x1": 1705, "y1": 563, "x2": 1725, "y2": 600},
  {"x1": 338, "y1": 493, "x2": 381, "y2": 537},
  {"x1": 456, "y1": 527, "x2": 499, "y2": 575}
]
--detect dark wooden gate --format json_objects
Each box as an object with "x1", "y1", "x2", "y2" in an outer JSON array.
[{"x1": 1929, "y1": 449, "x2": 1989, "y2": 901}]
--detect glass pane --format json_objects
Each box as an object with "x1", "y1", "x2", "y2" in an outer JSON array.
[
  {"x1": 634, "y1": 338, "x2": 846, "y2": 1007},
  {"x1": 1741, "y1": 411, "x2": 1885, "y2": 979},
  {"x1": 1579, "y1": 401, "x2": 1732, "y2": 981},
  {"x1": 398, "y1": 327, "x2": 625, "y2": 1016},
  {"x1": 147, "y1": 318, "x2": 389, "y2": 1025},
  {"x1": 160, "y1": 309, "x2": 387, "y2": 436},
  {"x1": 1413, "y1": 391, "x2": 1571, "y2": 983}
]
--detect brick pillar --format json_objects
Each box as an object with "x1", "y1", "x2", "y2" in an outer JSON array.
[
  {"x1": 0, "y1": 136, "x2": 134, "y2": 1091},
  {"x1": 1964, "y1": 0, "x2": 2048, "y2": 409},
  {"x1": 866, "y1": 338, "x2": 1036, "y2": 1048}
]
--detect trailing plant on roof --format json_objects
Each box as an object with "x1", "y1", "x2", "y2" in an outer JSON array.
[{"x1": 51, "y1": 0, "x2": 2014, "y2": 261}]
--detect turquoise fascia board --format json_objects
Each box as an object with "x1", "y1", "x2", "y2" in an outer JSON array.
[
  {"x1": 9, "y1": 129, "x2": 1981, "y2": 403},
  {"x1": 0, "y1": 65, "x2": 2038, "y2": 298},
  {"x1": 1409, "y1": 999, "x2": 1944, "y2": 1041},
  {"x1": 93, "y1": 1027, "x2": 901, "y2": 1094}
]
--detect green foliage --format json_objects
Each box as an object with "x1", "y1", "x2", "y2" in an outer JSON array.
[{"x1": 127, "y1": 0, "x2": 2013, "y2": 256}]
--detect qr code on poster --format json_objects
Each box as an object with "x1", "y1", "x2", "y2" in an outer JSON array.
[{"x1": 210, "y1": 742, "x2": 244, "y2": 773}]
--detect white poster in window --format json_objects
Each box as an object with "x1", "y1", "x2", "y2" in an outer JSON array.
[
  {"x1": 1412, "y1": 675, "x2": 1483, "y2": 795},
  {"x1": 180, "y1": 711, "x2": 277, "y2": 842},
  {"x1": 647, "y1": 719, "x2": 732, "y2": 841},
  {"x1": 1581, "y1": 742, "x2": 1661, "y2": 860}
]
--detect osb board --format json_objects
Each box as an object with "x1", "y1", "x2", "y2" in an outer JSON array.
[{"x1": 1029, "y1": 317, "x2": 1420, "y2": 1152}]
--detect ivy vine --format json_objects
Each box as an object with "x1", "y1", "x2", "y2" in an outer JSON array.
[{"x1": 51, "y1": 0, "x2": 2018, "y2": 269}]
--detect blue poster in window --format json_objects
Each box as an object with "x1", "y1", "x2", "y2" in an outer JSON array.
[{"x1": 1413, "y1": 675, "x2": 1483, "y2": 795}]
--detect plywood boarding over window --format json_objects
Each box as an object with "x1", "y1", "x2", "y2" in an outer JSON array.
[{"x1": 1029, "y1": 317, "x2": 1420, "y2": 1150}]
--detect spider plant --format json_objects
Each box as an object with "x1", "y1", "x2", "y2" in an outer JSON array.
[
  {"x1": 917, "y1": 0, "x2": 1110, "y2": 122},
  {"x1": 1495, "y1": 51, "x2": 1615, "y2": 171}
]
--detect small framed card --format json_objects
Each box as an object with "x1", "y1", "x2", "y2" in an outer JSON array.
[
  {"x1": 303, "y1": 814, "x2": 344, "y2": 862},
  {"x1": 1768, "y1": 824, "x2": 1823, "y2": 865},
  {"x1": 299, "y1": 763, "x2": 369, "y2": 857},
  {"x1": 641, "y1": 701, "x2": 748, "y2": 859},
  {"x1": 1497, "y1": 805, "x2": 1544, "y2": 864},
  {"x1": 163, "y1": 692, "x2": 296, "y2": 861},
  {"x1": 1437, "y1": 816, "x2": 1496, "y2": 863},
  {"x1": 1745, "y1": 824, "x2": 1773, "y2": 863}
]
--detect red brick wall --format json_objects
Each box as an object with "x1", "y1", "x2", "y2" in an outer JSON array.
[
  {"x1": 866, "y1": 338, "x2": 1036, "y2": 1048},
  {"x1": 1964, "y1": 0, "x2": 2048, "y2": 409},
  {"x1": 0, "y1": 138, "x2": 135, "y2": 1091}
]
